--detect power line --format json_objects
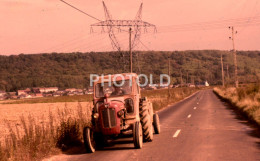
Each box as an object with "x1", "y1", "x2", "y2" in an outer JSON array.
[
  {"x1": 159, "y1": 15, "x2": 260, "y2": 28},
  {"x1": 47, "y1": 2, "x2": 260, "y2": 53},
  {"x1": 238, "y1": 0, "x2": 259, "y2": 34},
  {"x1": 156, "y1": 22, "x2": 260, "y2": 34},
  {"x1": 60, "y1": 0, "x2": 101, "y2": 21},
  {"x1": 157, "y1": 15, "x2": 260, "y2": 33}
]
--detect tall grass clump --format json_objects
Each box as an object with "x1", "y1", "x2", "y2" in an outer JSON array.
[
  {"x1": 214, "y1": 83, "x2": 260, "y2": 125},
  {"x1": 56, "y1": 103, "x2": 91, "y2": 151},
  {"x1": 0, "y1": 102, "x2": 92, "y2": 161}
]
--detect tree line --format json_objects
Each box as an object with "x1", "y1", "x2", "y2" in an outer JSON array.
[{"x1": 0, "y1": 50, "x2": 259, "y2": 92}]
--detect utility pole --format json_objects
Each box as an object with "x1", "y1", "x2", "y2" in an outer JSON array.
[
  {"x1": 168, "y1": 56, "x2": 170, "y2": 98},
  {"x1": 180, "y1": 70, "x2": 183, "y2": 87},
  {"x1": 129, "y1": 28, "x2": 132, "y2": 73},
  {"x1": 227, "y1": 64, "x2": 230, "y2": 80},
  {"x1": 229, "y1": 26, "x2": 238, "y2": 88},
  {"x1": 191, "y1": 76, "x2": 194, "y2": 85},
  {"x1": 186, "y1": 72, "x2": 189, "y2": 84},
  {"x1": 221, "y1": 53, "x2": 225, "y2": 87}
]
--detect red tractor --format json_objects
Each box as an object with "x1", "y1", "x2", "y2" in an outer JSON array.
[{"x1": 83, "y1": 73, "x2": 160, "y2": 152}]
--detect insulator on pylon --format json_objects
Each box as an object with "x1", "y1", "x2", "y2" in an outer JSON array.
[
  {"x1": 154, "y1": 27, "x2": 157, "y2": 33},
  {"x1": 144, "y1": 27, "x2": 147, "y2": 33},
  {"x1": 90, "y1": 26, "x2": 94, "y2": 33}
]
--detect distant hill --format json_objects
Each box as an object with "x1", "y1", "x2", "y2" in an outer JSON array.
[{"x1": 0, "y1": 50, "x2": 259, "y2": 92}]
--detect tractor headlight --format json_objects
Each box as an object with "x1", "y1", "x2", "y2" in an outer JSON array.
[
  {"x1": 124, "y1": 98, "x2": 134, "y2": 114},
  {"x1": 117, "y1": 110, "x2": 124, "y2": 117},
  {"x1": 93, "y1": 113, "x2": 99, "y2": 119}
]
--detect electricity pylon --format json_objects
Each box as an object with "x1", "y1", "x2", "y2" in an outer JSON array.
[{"x1": 91, "y1": 1, "x2": 156, "y2": 72}]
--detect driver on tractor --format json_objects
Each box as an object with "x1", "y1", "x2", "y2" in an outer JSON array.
[{"x1": 111, "y1": 83, "x2": 125, "y2": 96}]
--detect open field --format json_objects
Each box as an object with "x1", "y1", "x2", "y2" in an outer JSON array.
[
  {"x1": 0, "y1": 87, "x2": 201, "y2": 161},
  {"x1": 214, "y1": 84, "x2": 260, "y2": 125},
  {"x1": 0, "y1": 95, "x2": 93, "y2": 104},
  {"x1": 0, "y1": 102, "x2": 92, "y2": 141},
  {"x1": 0, "y1": 101, "x2": 92, "y2": 160}
]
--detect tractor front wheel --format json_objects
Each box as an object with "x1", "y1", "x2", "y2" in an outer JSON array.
[
  {"x1": 133, "y1": 121, "x2": 143, "y2": 149},
  {"x1": 83, "y1": 127, "x2": 96, "y2": 153},
  {"x1": 153, "y1": 113, "x2": 160, "y2": 134}
]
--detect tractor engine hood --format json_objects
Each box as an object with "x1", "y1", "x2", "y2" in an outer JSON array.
[{"x1": 98, "y1": 99, "x2": 124, "y2": 135}]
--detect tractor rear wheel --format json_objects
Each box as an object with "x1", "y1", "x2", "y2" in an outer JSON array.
[
  {"x1": 140, "y1": 109, "x2": 153, "y2": 142},
  {"x1": 133, "y1": 121, "x2": 143, "y2": 149},
  {"x1": 83, "y1": 127, "x2": 96, "y2": 153},
  {"x1": 153, "y1": 113, "x2": 160, "y2": 134}
]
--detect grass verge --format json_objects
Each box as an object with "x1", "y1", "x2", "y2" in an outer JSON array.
[{"x1": 213, "y1": 84, "x2": 260, "y2": 126}]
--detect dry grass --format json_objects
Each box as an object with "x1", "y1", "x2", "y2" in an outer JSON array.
[
  {"x1": 0, "y1": 102, "x2": 92, "y2": 161},
  {"x1": 214, "y1": 83, "x2": 260, "y2": 125},
  {"x1": 0, "y1": 102, "x2": 91, "y2": 142}
]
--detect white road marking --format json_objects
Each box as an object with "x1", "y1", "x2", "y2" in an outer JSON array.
[
  {"x1": 194, "y1": 107, "x2": 197, "y2": 110},
  {"x1": 173, "y1": 129, "x2": 181, "y2": 138},
  {"x1": 187, "y1": 114, "x2": 191, "y2": 118}
]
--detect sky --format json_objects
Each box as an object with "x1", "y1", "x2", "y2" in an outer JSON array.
[{"x1": 1, "y1": 0, "x2": 260, "y2": 55}]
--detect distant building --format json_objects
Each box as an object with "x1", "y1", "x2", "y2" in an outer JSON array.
[
  {"x1": 17, "y1": 88, "x2": 31, "y2": 96},
  {"x1": 32, "y1": 88, "x2": 41, "y2": 93},
  {"x1": 11, "y1": 95, "x2": 18, "y2": 99},
  {"x1": 8, "y1": 92, "x2": 16, "y2": 96},
  {"x1": 18, "y1": 90, "x2": 28, "y2": 96},
  {"x1": 0, "y1": 91, "x2": 6, "y2": 97},
  {"x1": 25, "y1": 95, "x2": 32, "y2": 99},
  {"x1": 65, "y1": 88, "x2": 77, "y2": 93},
  {"x1": 44, "y1": 93, "x2": 53, "y2": 97},
  {"x1": 67, "y1": 92, "x2": 75, "y2": 96},
  {"x1": 77, "y1": 89, "x2": 83, "y2": 93},
  {"x1": 38, "y1": 87, "x2": 58, "y2": 93},
  {"x1": 86, "y1": 87, "x2": 94, "y2": 94},
  {"x1": 18, "y1": 93, "x2": 32, "y2": 99},
  {"x1": 205, "y1": 81, "x2": 209, "y2": 87},
  {"x1": 34, "y1": 93, "x2": 43, "y2": 98},
  {"x1": 0, "y1": 95, "x2": 5, "y2": 100},
  {"x1": 53, "y1": 90, "x2": 65, "y2": 97},
  {"x1": 189, "y1": 84, "x2": 196, "y2": 87}
]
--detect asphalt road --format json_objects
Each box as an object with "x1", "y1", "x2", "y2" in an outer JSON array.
[{"x1": 46, "y1": 90, "x2": 260, "y2": 161}]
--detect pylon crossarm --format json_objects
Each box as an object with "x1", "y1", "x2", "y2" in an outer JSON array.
[{"x1": 91, "y1": 20, "x2": 155, "y2": 27}]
